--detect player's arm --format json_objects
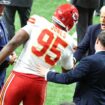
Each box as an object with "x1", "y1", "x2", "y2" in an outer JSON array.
[{"x1": 0, "y1": 29, "x2": 29, "y2": 65}]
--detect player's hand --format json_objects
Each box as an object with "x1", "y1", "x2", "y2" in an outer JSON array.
[
  {"x1": 73, "y1": 57, "x2": 78, "y2": 69},
  {"x1": 73, "y1": 45, "x2": 77, "y2": 52},
  {"x1": 9, "y1": 52, "x2": 17, "y2": 65},
  {"x1": 35, "y1": 64, "x2": 49, "y2": 77}
]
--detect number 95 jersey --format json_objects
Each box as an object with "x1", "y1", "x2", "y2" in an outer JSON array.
[{"x1": 13, "y1": 15, "x2": 76, "y2": 76}]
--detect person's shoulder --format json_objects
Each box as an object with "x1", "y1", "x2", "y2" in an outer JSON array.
[
  {"x1": 83, "y1": 53, "x2": 99, "y2": 62},
  {"x1": 88, "y1": 24, "x2": 100, "y2": 29},
  {"x1": 28, "y1": 15, "x2": 44, "y2": 24},
  {"x1": 27, "y1": 15, "x2": 50, "y2": 26},
  {"x1": 79, "y1": 55, "x2": 94, "y2": 66},
  {"x1": 83, "y1": 52, "x2": 105, "y2": 67},
  {"x1": 87, "y1": 24, "x2": 101, "y2": 33}
]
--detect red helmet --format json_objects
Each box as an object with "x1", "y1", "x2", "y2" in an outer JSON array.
[{"x1": 52, "y1": 3, "x2": 79, "y2": 31}]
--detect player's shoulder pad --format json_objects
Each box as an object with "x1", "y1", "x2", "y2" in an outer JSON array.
[
  {"x1": 65, "y1": 33, "x2": 77, "y2": 46},
  {"x1": 64, "y1": 32, "x2": 72, "y2": 42},
  {"x1": 27, "y1": 15, "x2": 49, "y2": 26}
]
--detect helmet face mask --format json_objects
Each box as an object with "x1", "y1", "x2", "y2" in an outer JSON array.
[{"x1": 52, "y1": 3, "x2": 79, "y2": 31}]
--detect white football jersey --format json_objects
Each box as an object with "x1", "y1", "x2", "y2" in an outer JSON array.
[{"x1": 13, "y1": 15, "x2": 76, "y2": 76}]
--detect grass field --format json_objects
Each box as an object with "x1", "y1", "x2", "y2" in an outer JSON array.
[{"x1": 6, "y1": 0, "x2": 99, "y2": 105}]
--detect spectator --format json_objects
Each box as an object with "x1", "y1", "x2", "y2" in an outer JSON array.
[
  {"x1": 74, "y1": 5, "x2": 105, "y2": 63},
  {"x1": 0, "y1": 3, "x2": 78, "y2": 105},
  {"x1": 3, "y1": 0, "x2": 33, "y2": 40},
  {"x1": 0, "y1": 0, "x2": 17, "y2": 90},
  {"x1": 70, "y1": 0, "x2": 100, "y2": 43},
  {"x1": 37, "y1": 31, "x2": 105, "y2": 105}
]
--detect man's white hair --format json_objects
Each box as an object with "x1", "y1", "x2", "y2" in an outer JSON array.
[{"x1": 100, "y1": 6, "x2": 105, "y2": 13}]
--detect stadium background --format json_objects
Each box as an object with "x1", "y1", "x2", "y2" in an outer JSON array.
[{"x1": 6, "y1": 0, "x2": 99, "y2": 105}]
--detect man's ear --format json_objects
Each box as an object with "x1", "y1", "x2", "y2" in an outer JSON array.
[{"x1": 95, "y1": 38, "x2": 99, "y2": 44}]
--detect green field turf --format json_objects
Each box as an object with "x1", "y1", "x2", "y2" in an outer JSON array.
[{"x1": 6, "y1": 0, "x2": 99, "y2": 105}]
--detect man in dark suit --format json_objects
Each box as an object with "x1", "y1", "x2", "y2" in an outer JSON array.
[
  {"x1": 3, "y1": 0, "x2": 33, "y2": 40},
  {"x1": 70, "y1": 0, "x2": 100, "y2": 43},
  {"x1": 74, "y1": 5, "x2": 105, "y2": 63},
  {"x1": 0, "y1": 0, "x2": 17, "y2": 90},
  {"x1": 36, "y1": 31, "x2": 105, "y2": 105}
]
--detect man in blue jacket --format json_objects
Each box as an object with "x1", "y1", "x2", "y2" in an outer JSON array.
[
  {"x1": 36, "y1": 31, "x2": 105, "y2": 105},
  {"x1": 73, "y1": 5, "x2": 105, "y2": 63},
  {"x1": 0, "y1": 0, "x2": 16, "y2": 90}
]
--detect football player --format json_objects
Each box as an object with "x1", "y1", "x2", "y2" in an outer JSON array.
[{"x1": 0, "y1": 3, "x2": 78, "y2": 105}]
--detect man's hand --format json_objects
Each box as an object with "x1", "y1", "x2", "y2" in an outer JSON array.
[
  {"x1": 9, "y1": 52, "x2": 17, "y2": 65},
  {"x1": 73, "y1": 45, "x2": 77, "y2": 52},
  {"x1": 73, "y1": 57, "x2": 77, "y2": 69},
  {"x1": 35, "y1": 64, "x2": 50, "y2": 77}
]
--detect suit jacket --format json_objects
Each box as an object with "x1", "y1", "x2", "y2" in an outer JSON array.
[
  {"x1": 6, "y1": 0, "x2": 33, "y2": 7},
  {"x1": 47, "y1": 51, "x2": 105, "y2": 105},
  {"x1": 74, "y1": 24, "x2": 101, "y2": 62},
  {"x1": 71, "y1": 0, "x2": 100, "y2": 8},
  {"x1": 0, "y1": 19, "x2": 10, "y2": 88},
  {"x1": 0, "y1": 19, "x2": 10, "y2": 68}
]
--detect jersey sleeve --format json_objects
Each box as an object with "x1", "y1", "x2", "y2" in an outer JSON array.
[
  {"x1": 59, "y1": 47, "x2": 74, "y2": 70},
  {"x1": 67, "y1": 34, "x2": 77, "y2": 48},
  {"x1": 59, "y1": 34, "x2": 77, "y2": 70}
]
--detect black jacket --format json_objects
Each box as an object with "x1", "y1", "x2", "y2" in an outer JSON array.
[
  {"x1": 6, "y1": 0, "x2": 33, "y2": 7},
  {"x1": 71, "y1": 0, "x2": 100, "y2": 8}
]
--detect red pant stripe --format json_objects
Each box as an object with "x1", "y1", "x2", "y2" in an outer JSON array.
[{"x1": 0, "y1": 73, "x2": 15, "y2": 105}]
